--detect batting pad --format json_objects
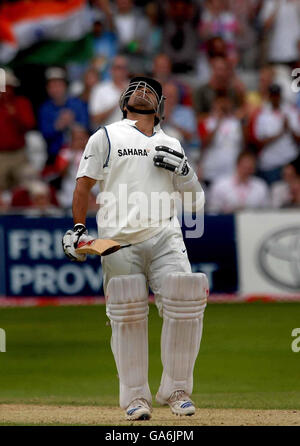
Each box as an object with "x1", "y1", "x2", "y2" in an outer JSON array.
[
  {"x1": 106, "y1": 274, "x2": 151, "y2": 409},
  {"x1": 156, "y1": 273, "x2": 208, "y2": 404}
]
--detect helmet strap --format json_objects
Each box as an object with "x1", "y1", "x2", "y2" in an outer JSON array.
[{"x1": 126, "y1": 104, "x2": 156, "y2": 115}]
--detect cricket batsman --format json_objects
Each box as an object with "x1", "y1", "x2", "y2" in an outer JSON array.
[{"x1": 62, "y1": 77, "x2": 208, "y2": 420}]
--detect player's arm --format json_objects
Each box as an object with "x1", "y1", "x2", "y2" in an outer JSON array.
[
  {"x1": 63, "y1": 129, "x2": 108, "y2": 261},
  {"x1": 72, "y1": 176, "x2": 97, "y2": 226},
  {"x1": 173, "y1": 162, "x2": 205, "y2": 213},
  {"x1": 62, "y1": 177, "x2": 96, "y2": 262},
  {"x1": 61, "y1": 176, "x2": 98, "y2": 262},
  {"x1": 153, "y1": 145, "x2": 205, "y2": 212}
]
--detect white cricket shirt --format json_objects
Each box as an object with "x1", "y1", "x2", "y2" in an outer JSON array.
[{"x1": 76, "y1": 119, "x2": 186, "y2": 244}]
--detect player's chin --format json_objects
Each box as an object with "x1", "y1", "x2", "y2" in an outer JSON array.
[{"x1": 133, "y1": 97, "x2": 151, "y2": 108}]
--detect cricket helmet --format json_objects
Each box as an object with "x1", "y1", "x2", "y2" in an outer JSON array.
[{"x1": 119, "y1": 76, "x2": 165, "y2": 124}]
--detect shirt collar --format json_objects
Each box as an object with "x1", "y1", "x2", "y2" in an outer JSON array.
[{"x1": 122, "y1": 118, "x2": 161, "y2": 133}]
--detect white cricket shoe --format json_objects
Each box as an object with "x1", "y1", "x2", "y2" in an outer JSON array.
[
  {"x1": 166, "y1": 390, "x2": 196, "y2": 416},
  {"x1": 125, "y1": 398, "x2": 152, "y2": 421}
]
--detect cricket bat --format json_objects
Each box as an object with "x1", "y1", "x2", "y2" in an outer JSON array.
[{"x1": 75, "y1": 239, "x2": 121, "y2": 256}]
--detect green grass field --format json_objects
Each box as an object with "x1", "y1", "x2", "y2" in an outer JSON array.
[{"x1": 1, "y1": 302, "x2": 300, "y2": 410}]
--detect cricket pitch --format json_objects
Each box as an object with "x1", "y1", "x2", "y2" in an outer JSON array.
[{"x1": 0, "y1": 404, "x2": 299, "y2": 426}]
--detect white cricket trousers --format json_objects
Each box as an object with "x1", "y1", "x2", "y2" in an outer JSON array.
[
  {"x1": 102, "y1": 223, "x2": 191, "y2": 314},
  {"x1": 102, "y1": 223, "x2": 196, "y2": 409}
]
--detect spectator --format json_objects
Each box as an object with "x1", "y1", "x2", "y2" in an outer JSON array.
[
  {"x1": 242, "y1": 65, "x2": 275, "y2": 146},
  {"x1": 39, "y1": 67, "x2": 89, "y2": 166},
  {"x1": 64, "y1": 0, "x2": 117, "y2": 84},
  {"x1": 55, "y1": 125, "x2": 90, "y2": 209},
  {"x1": 162, "y1": 82, "x2": 199, "y2": 159},
  {"x1": 152, "y1": 53, "x2": 173, "y2": 86},
  {"x1": 208, "y1": 150, "x2": 270, "y2": 213},
  {"x1": 259, "y1": 0, "x2": 300, "y2": 66},
  {"x1": 193, "y1": 56, "x2": 244, "y2": 117},
  {"x1": 0, "y1": 189, "x2": 10, "y2": 211},
  {"x1": 253, "y1": 84, "x2": 300, "y2": 185},
  {"x1": 226, "y1": 51, "x2": 247, "y2": 103},
  {"x1": 198, "y1": 92, "x2": 244, "y2": 185},
  {"x1": 112, "y1": 0, "x2": 151, "y2": 72},
  {"x1": 206, "y1": 35, "x2": 228, "y2": 59},
  {"x1": 144, "y1": 2, "x2": 163, "y2": 58},
  {"x1": 92, "y1": 1, "x2": 118, "y2": 79},
  {"x1": 113, "y1": 0, "x2": 148, "y2": 50},
  {"x1": 227, "y1": 0, "x2": 263, "y2": 68},
  {"x1": 246, "y1": 65, "x2": 275, "y2": 112},
  {"x1": 196, "y1": 35, "x2": 228, "y2": 83},
  {"x1": 0, "y1": 69, "x2": 35, "y2": 191},
  {"x1": 152, "y1": 53, "x2": 192, "y2": 106},
  {"x1": 198, "y1": 0, "x2": 240, "y2": 57},
  {"x1": 271, "y1": 155, "x2": 300, "y2": 207},
  {"x1": 80, "y1": 67, "x2": 99, "y2": 105},
  {"x1": 89, "y1": 55, "x2": 129, "y2": 128},
  {"x1": 26, "y1": 181, "x2": 61, "y2": 216},
  {"x1": 11, "y1": 164, "x2": 40, "y2": 208},
  {"x1": 10, "y1": 164, "x2": 58, "y2": 210},
  {"x1": 162, "y1": 0, "x2": 198, "y2": 73},
  {"x1": 70, "y1": 66, "x2": 99, "y2": 116}
]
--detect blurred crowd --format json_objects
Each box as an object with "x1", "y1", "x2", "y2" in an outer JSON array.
[{"x1": 1, "y1": 0, "x2": 300, "y2": 215}]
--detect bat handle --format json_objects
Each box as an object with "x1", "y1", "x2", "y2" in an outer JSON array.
[{"x1": 77, "y1": 240, "x2": 94, "y2": 249}]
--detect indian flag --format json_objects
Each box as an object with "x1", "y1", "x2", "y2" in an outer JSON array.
[{"x1": 0, "y1": 0, "x2": 93, "y2": 65}]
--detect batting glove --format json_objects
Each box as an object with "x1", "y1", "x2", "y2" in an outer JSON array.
[
  {"x1": 62, "y1": 224, "x2": 93, "y2": 262},
  {"x1": 153, "y1": 146, "x2": 190, "y2": 176}
]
